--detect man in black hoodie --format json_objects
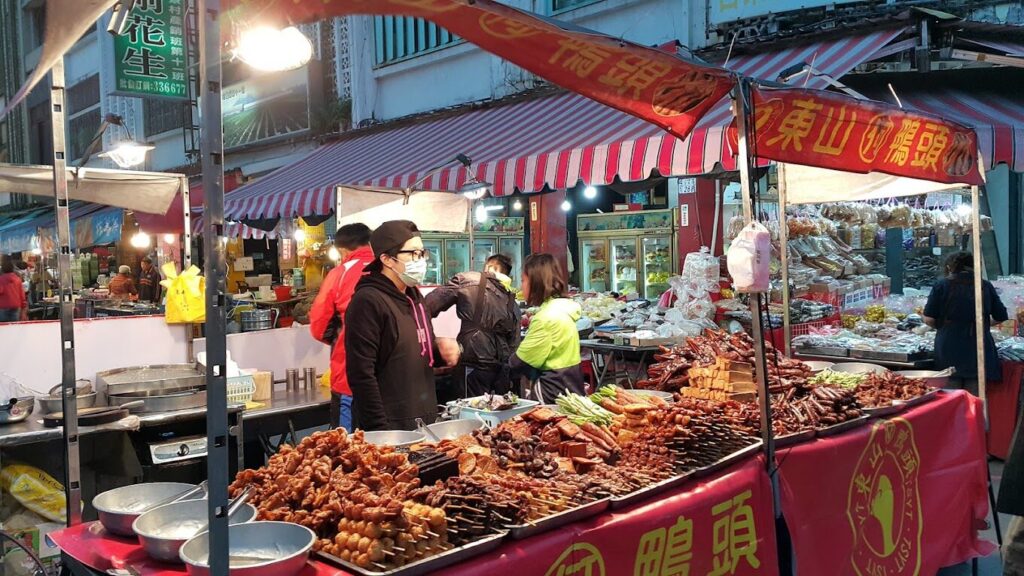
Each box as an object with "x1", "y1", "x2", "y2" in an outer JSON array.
[{"x1": 344, "y1": 220, "x2": 460, "y2": 431}]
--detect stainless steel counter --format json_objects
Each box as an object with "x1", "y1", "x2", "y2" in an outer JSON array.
[
  {"x1": 0, "y1": 415, "x2": 139, "y2": 448},
  {"x1": 243, "y1": 387, "x2": 331, "y2": 420}
]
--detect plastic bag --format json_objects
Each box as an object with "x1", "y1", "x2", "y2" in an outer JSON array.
[
  {"x1": 0, "y1": 464, "x2": 66, "y2": 523},
  {"x1": 727, "y1": 222, "x2": 771, "y2": 293},
  {"x1": 161, "y1": 262, "x2": 206, "y2": 324}
]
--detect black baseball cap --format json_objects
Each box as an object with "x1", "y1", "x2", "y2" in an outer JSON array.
[{"x1": 367, "y1": 220, "x2": 421, "y2": 271}]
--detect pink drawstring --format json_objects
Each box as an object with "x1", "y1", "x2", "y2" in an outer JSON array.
[
  {"x1": 419, "y1": 302, "x2": 435, "y2": 367},
  {"x1": 405, "y1": 296, "x2": 435, "y2": 367}
]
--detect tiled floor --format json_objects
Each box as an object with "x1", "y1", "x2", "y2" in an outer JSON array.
[{"x1": 937, "y1": 461, "x2": 1009, "y2": 576}]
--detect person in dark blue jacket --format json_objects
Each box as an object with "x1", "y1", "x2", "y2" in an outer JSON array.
[{"x1": 922, "y1": 251, "x2": 1008, "y2": 395}]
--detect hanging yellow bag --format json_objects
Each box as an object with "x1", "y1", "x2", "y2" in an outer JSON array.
[
  {"x1": 161, "y1": 262, "x2": 206, "y2": 324},
  {"x1": 0, "y1": 463, "x2": 67, "y2": 523}
]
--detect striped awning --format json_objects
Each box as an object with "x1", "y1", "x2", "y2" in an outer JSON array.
[
  {"x1": 216, "y1": 28, "x2": 904, "y2": 221},
  {"x1": 872, "y1": 88, "x2": 1024, "y2": 172}
]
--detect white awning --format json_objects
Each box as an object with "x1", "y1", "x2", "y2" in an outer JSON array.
[
  {"x1": 781, "y1": 163, "x2": 967, "y2": 205},
  {"x1": 336, "y1": 186, "x2": 469, "y2": 233},
  {"x1": 0, "y1": 164, "x2": 184, "y2": 215}
]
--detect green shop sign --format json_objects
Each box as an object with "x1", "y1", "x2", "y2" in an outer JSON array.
[{"x1": 113, "y1": 0, "x2": 187, "y2": 100}]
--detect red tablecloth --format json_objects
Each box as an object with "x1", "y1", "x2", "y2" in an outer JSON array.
[
  {"x1": 49, "y1": 458, "x2": 778, "y2": 576},
  {"x1": 988, "y1": 360, "x2": 1024, "y2": 459},
  {"x1": 50, "y1": 393, "x2": 993, "y2": 576},
  {"x1": 777, "y1": 390, "x2": 995, "y2": 575}
]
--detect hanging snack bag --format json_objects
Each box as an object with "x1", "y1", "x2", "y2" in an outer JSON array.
[{"x1": 727, "y1": 221, "x2": 771, "y2": 293}]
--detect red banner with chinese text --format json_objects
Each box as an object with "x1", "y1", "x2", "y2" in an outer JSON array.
[
  {"x1": 221, "y1": 0, "x2": 735, "y2": 144},
  {"x1": 747, "y1": 86, "x2": 984, "y2": 185},
  {"x1": 776, "y1": 390, "x2": 994, "y2": 576}
]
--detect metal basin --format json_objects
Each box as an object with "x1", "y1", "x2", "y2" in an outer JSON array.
[
  {"x1": 179, "y1": 521, "x2": 315, "y2": 576},
  {"x1": 134, "y1": 499, "x2": 257, "y2": 563},
  {"x1": 37, "y1": 392, "x2": 97, "y2": 415},
  {"x1": 802, "y1": 361, "x2": 835, "y2": 374},
  {"x1": 422, "y1": 418, "x2": 485, "y2": 441},
  {"x1": 631, "y1": 389, "x2": 675, "y2": 401},
  {"x1": 107, "y1": 387, "x2": 207, "y2": 413},
  {"x1": 0, "y1": 398, "x2": 35, "y2": 425},
  {"x1": 362, "y1": 430, "x2": 425, "y2": 448},
  {"x1": 93, "y1": 482, "x2": 198, "y2": 537},
  {"x1": 831, "y1": 362, "x2": 888, "y2": 376},
  {"x1": 96, "y1": 364, "x2": 204, "y2": 396},
  {"x1": 895, "y1": 370, "x2": 951, "y2": 389}
]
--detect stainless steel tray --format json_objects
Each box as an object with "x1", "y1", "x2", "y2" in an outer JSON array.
[
  {"x1": 797, "y1": 346, "x2": 849, "y2": 358},
  {"x1": 610, "y1": 471, "x2": 695, "y2": 510},
  {"x1": 863, "y1": 403, "x2": 907, "y2": 417},
  {"x1": 850, "y1": 349, "x2": 931, "y2": 362},
  {"x1": 894, "y1": 388, "x2": 941, "y2": 408},
  {"x1": 816, "y1": 415, "x2": 871, "y2": 437},
  {"x1": 694, "y1": 440, "x2": 763, "y2": 478},
  {"x1": 97, "y1": 364, "x2": 204, "y2": 396},
  {"x1": 508, "y1": 497, "x2": 610, "y2": 540},
  {"x1": 775, "y1": 429, "x2": 816, "y2": 448},
  {"x1": 315, "y1": 530, "x2": 506, "y2": 576}
]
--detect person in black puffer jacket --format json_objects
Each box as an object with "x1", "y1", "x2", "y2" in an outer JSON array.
[
  {"x1": 345, "y1": 220, "x2": 460, "y2": 431},
  {"x1": 426, "y1": 254, "x2": 522, "y2": 397}
]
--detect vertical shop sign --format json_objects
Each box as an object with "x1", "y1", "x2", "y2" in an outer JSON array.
[{"x1": 113, "y1": 0, "x2": 188, "y2": 100}]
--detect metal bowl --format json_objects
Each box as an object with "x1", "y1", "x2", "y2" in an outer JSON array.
[
  {"x1": 0, "y1": 398, "x2": 35, "y2": 424},
  {"x1": 179, "y1": 521, "x2": 315, "y2": 576},
  {"x1": 831, "y1": 362, "x2": 888, "y2": 376},
  {"x1": 631, "y1": 389, "x2": 675, "y2": 401},
  {"x1": 93, "y1": 482, "x2": 198, "y2": 537},
  {"x1": 422, "y1": 418, "x2": 485, "y2": 441},
  {"x1": 37, "y1": 392, "x2": 98, "y2": 415},
  {"x1": 895, "y1": 370, "x2": 951, "y2": 389},
  {"x1": 802, "y1": 361, "x2": 835, "y2": 374},
  {"x1": 133, "y1": 499, "x2": 257, "y2": 563},
  {"x1": 362, "y1": 430, "x2": 426, "y2": 449}
]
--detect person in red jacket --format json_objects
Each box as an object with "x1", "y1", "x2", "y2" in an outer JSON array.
[
  {"x1": 309, "y1": 223, "x2": 375, "y2": 431},
  {"x1": 0, "y1": 256, "x2": 27, "y2": 323}
]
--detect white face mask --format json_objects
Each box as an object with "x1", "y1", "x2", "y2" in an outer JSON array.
[{"x1": 399, "y1": 258, "x2": 427, "y2": 286}]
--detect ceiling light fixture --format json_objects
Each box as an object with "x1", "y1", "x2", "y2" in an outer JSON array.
[{"x1": 583, "y1": 185, "x2": 598, "y2": 199}]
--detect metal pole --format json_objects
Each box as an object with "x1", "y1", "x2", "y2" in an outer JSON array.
[
  {"x1": 50, "y1": 57, "x2": 82, "y2": 527},
  {"x1": 468, "y1": 197, "x2": 475, "y2": 270},
  {"x1": 778, "y1": 164, "x2": 792, "y2": 357},
  {"x1": 971, "y1": 184, "x2": 986, "y2": 414},
  {"x1": 182, "y1": 176, "x2": 192, "y2": 268},
  {"x1": 198, "y1": 0, "x2": 229, "y2": 574},
  {"x1": 733, "y1": 79, "x2": 781, "y2": 515}
]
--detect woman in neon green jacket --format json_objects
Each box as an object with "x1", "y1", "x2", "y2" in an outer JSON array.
[{"x1": 509, "y1": 253, "x2": 585, "y2": 402}]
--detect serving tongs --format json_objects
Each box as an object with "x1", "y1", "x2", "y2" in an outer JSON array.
[{"x1": 194, "y1": 485, "x2": 252, "y2": 536}]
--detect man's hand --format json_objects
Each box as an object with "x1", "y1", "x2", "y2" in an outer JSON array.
[{"x1": 437, "y1": 338, "x2": 461, "y2": 366}]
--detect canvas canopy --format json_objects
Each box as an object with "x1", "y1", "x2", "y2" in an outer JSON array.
[
  {"x1": 335, "y1": 185, "x2": 469, "y2": 234},
  {"x1": 0, "y1": 164, "x2": 183, "y2": 215}
]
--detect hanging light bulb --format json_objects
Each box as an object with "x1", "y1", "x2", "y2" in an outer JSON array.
[
  {"x1": 512, "y1": 199, "x2": 523, "y2": 211},
  {"x1": 293, "y1": 228, "x2": 307, "y2": 243},
  {"x1": 163, "y1": 233, "x2": 176, "y2": 244},
  {"x1": 328, "y1": 246, "x2": 341, "y2": 262},
  {"x1": 560, "y1": 199, "x2": 572, "y2": 212},
  {"x1": 130, "y1": 232, "x2": 151, "y2": 249},
  {"x1": 583, "y1": 185, "x2": 598, "y2": 199},
  {"x1": 233, "y1": 26, "x2": 313, "y2": 72}
]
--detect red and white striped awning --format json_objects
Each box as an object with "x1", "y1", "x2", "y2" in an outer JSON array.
[
  {"x1": 216, "y1": 28, "x2": 904, "y2": 221},
  {"x1": 875, "y1": 88, "x2": 1024, "y2": 172}
]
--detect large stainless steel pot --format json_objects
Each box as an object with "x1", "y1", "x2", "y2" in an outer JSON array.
[
  {"x1": 179, "y1": 521, "x2": 315, "y2": 576},
  {"x1": 97, "y1": 365, "x2": 204, "y2": 396},
  {"x1": 422, "y1": 418, "x2": 485, "y2": 441},
  {"x1": 895, "y1": 368, "x2": 954, "y2": 389},
  {"x1": 0, "y1": 398, "x2": 35, "y2": 425},
  {"x1": 831, "y1": 362, "x2": 888, "y2": 375},
  {"x1": 133, "y1": 499, "x2": 257, "y2": 563},
  {"x1": 93, "y1": 482, "x2": 198, "y2": 537},
  {"x1": 362, "y1": 430, "x2": 425, "y2": 448},
  {"x1": 37, "y1": 392, "x2": 97, "y2": 415},
  {"x1": 240, "y1": 309, "x2": 278, "y2": 332}
]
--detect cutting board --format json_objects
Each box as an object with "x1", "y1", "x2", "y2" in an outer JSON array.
[{"x1": 43, "y1": 406, "x2": 131, "y2": 428}]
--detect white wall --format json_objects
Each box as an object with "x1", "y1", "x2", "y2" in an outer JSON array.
[
  {"x1": 0, "y1": 316, "x2": 190, "y2": 395},
  {"x1": 348, "y1": 0, "x2": 697, "y2": 124}
]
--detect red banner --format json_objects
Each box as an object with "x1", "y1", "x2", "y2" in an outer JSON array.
[
  {"x1": 777, "y1": 391, "x2": 995, "y2": 575},
  {"x1": 748, "y1": 86, "x2": 984, "y2": 185},
  {"x1": 49, "y1": 458, "x2": 778, "y2": 576},
  {"x1": 222, "y1": 0, "x2": 734, "y2": 143}
]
